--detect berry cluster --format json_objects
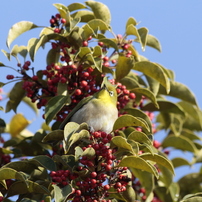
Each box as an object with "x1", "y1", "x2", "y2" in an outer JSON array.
[
  {"x1": 50, "y1": 131, "x2": 131, "y2": 201},
  {"x1": 50, "y1": 13, "x2": 66, "y2": 33},
  {"x1": 0, "y1": 153, "x2": 11, "y2": 166}
]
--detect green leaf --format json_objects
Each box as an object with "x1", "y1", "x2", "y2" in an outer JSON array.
[
  {"x1": 134, "y1": 61, "x2": 170, "y2": 93},
  {"x1": 158, "y1": 81, "x2": 198, "y2": 106},
  {"x1": 64, "y1": 129, "x2": 90, "y2": 154},
  {"x1": 126, "y1": 17, "x2": 137, "y2": 28},
  {"x1": 112, "y1": 136, "x2": 134, "y2": 151},
  {"x1": 162, "y1": 135, "x2": 198, "y2": 153},
  {"x1": 125, "y1": 108, "x2": 152, "y2": 132},
  {"x1": 7, "y1": 21, "x2": 38, "y2": 48},
  {"x1": 31, "y1": 155, "x2": 56, "y2": 171},
  {"x1": 115, "y1": 55, "x2": 135, "y2": 82},
  {"x1": 71, "y1": 10, "x2": 95, "y2": 23},
  {"x1": 46, "y1": 48, "x2": 60, "y2": 65},
  {"x1": 171, "y1": 157, "x2": 190, "y2": 168},
  {"x1": 138, "y1": 27, "x2": 148, "y2": 50},
  {"x1": 53, "y1": 184, "x2": 72, "y2": 202},
  {"x1": 142, "y1": 100, "x2": 185, "y2": 117},
  {"x1": 6, "y1": 81, "x2": 25, "y2": 113},
  {"x1": 181, "y1": 197, "x2": 202, "y2": 202},
  {"x1": 82, "y1": 147, "x2": 95, "y2": 158},
  {"x1": 140, "y1": 153, "x2": 175, "y2": 174},
  {"x1": 98, "y1": 38, "x2": 119, "y2": 52},
  {"x1": 113, "y1": 114, "x2": 150, "y2": 132},
  {"x1": 145, "y1": 75, "x2": 160, "y2": 96},
  {"x1": 0, "y1": 167, "x2": 27, "y2": 181},
  {"x1": 181, "y1": 129, "x2": 201, "y2": 141},
  {"x1": 145, "y1": 34, "x2": 162, "y2": 52},
  {"x1": 128, "y1": 131, "x2": 152, "y2": 145},
  {"x1": 122, "y1": 185, "x2": 136, "y2": 202},
  {"x1": 119, "y1": 156, "x2": 159, "y2": 178},
  {"x1": 81, "y1": 24, "x2": 95, "y2": 40},
  {"x1": 88, "y1": 19, "x2": 110, "y2": 32},
  {"x1": 120, "y1": 72, "x2": 141, "y2": 89},
  {"x1": 169, "y1": 182, "x2": 180, "y2": 202},
  {"x1": 178, "y1": 101, "x2": 202, "y2": 128},
  {"x1": 131, "y1": 168, "x2": 154, "y2": 200},
  {"x1": 68, "y1": 3, "x2": 87, "y2": 11},
  {"x1": 22, "y1": 97, "x2": 38, "y2": 115},
  {"x1": 1, "y1": 50, "x2": 11, "y2": 60},
  {"x1": 27, "y1": 38, "x2": 40, "y2": 61},
  {"x1": 85, "y1": 1, "x2": 111, "y2": 25},
  {"x1": 131, "y1": 87, "x2": 159, "y2": 108},
  {"x1": 42, "y1": 130, "x2": 64, "y2": 143},
  {"x1": 10, "y1": 45, "x2": 27, "y2": 59},
  {"x1": 53, "y1": 3, "x2": 70, "y2": 23},
  {"x1": 45, "y1": 95, "x2": 71, "y2": 125}
]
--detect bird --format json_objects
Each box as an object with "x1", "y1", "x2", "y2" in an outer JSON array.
[{"x1": 59, "y1": 78, "x2": 118, "y2": 134}]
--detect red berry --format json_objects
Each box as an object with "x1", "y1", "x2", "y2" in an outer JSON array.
[
  {"x1": 50, "y1": 19, "x2": 55, "y2": 24},
  {"x1": 55, "y1": 13, "x2": 61, "y2": 19},
  {"x1": 111, "y1": 59, "x2": 117, "y2": 64},
  {"x1": 82, "y1": 41, "x2": 88, "y2": 47},
  {"x1": 75, "y1": 89, "x2": 82, "y2": 96},
  {"x1": 91, "y1": 172, "x2": 97, "y2": 178},
  {"x1": 75, "y1": 189, "x2": 81, "y2": 196},
  {"x1": 54, "y1": 28, "x2": 60, "y2": 33},
  {"x1": 123, "y1": 44, "x2": 129, "y2": 50},
  {"x1": 80, "y1": 80, "x2": 88, "y2": 87},
  {"x1": 60, "y1": 77, "x2": 67, "y2": 83},
  {"x1": 98, "y1": 42, "x2": 104, "y2": 47},
  {"x1": 103, "y1": 56, "x2": 109, "y2": 62},
  {"x1": 61, "y1": 18, "x2": 66, "y2": 24},
  {"x1": 129, "y1": 93, "x2": 136, "y2": 99},
  {"x1": 32, "y1": 76, "x2": 38, "y2": 81},
  {"x1": 104, "y1": 184, "x2": 110, "y2": 190}
]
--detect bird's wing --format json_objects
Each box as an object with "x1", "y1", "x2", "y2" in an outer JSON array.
[{"x1": 59, "y1": 95, "x2": 94, "y2": 129}]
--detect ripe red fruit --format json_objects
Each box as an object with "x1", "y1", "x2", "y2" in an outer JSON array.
[
  {"x1": 82, "y1": 41, "x2": 88, "y2": 47},
  {"x1": 75, "y1": 89, "x2": 82, "y2": 96},
  {"x1": 55, "y1": 13, "x2": 61, "y2": 19},
  {"x1": 104, "y1": 184, "x2": 110, "y2": 190},
  {"x1": 80, "y1": 80, "x2": 88, "y2": 87},
  {"x1": 61, "y1": 18, "x2": 66, "y2": 24},
  {"x1": 32, "y1": 76, "x2": 38, "y2": 81},
  {"x1": 54, "y1": 28, "x2": 60, "y2": 33},
  {"x1": 129, "y1": 93, "x2": 136, "y2": 99},
  {"x1": 50, "y1": 19, "x2": 55, "y2": 24},
  {"x1": 103, "y1": 56, "x2": 109, "y2": 62},
  {"x1": 90, "y1": 172, "x2": 97, "y2": 178},
  {"x1": 123, "y1": 44, "x2": 129, "y2": 50},
  {"x1": 75, "y1": 189, "x2": 81, "y2": 196},
  {"x1": 98, "y1": 42, "x2": 104, "y2": 47}
]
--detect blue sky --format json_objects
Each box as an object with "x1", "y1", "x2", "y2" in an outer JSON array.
[{"x1": 1, "y1": 1, "x2": 202, "y2": 181}]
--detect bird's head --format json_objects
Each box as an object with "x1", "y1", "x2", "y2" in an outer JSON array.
[{"x1": 95, "y1": 79, "x2": 117, "y2": 105}]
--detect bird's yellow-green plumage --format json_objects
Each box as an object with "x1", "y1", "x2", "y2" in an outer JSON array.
[{"x1": 59, "y1": 79, "x2": 118, "y2": 134}]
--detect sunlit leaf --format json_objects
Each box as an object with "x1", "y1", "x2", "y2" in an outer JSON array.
[
  {"x1": 68, "y1": 3, "x2": 86, "y2": 11},
  {"x1": 130, "y1": 87, "x2": 159, "y2": 108},
  {"x1": 98, "y1": 38, "x2": 119, "y2": 52},
  {"x1": 138, "y1": 27, "x2": 148, "y2": 50},
  {"x1": 145, "y1": 34, "x2": 161, "y2": 52},
  {"x1": 71, "y1": 10, "x2": 95, "y2": 23},
  {"x1": 158, "y1": 81, "x2": 198, "y2": 106},
  {"x1": 119, "y1": 156, "x2": 159, "y2": 178},
  {"x1": 85, "y1": 1, "x2": 111, "y2": 25},
  {"x1": 171, "y1": 157, "x2": 190, "y2": 168},
  {"x1": 9, "y1": 113, "x2": 30, "y2": 137},
  {"x1": 7, "y1": 21, "x2": 38, "y2": 48},
  {"x1": 162, "y1": 135, "x2": 198, "y2": 153},
  {"x1": 112, "y1": 136, "x2": 134, "y2": 152},
  {"x1": 10, "y1": 45, "x2": 27, "y2": 59},
  {"x1": 133, "y1": 61, "x2": 170, "y2": 93},
  {"x1": 115, "y1": 55, "x2": 135, "y2": 82},
  {"x1": 46, "y1": 47, "x2": 60, "y2": 65},
  {"x1": 126, "y1": 17, "x2": 137, "y2": 28},
  {"x1": 113, "y1": 114, "x2": 150, "y2": 132},
  {"x1": 140, "y1": 153, "x2": 175, "y2": 174},
  {"x1": 88, "y1": 19, "x2": 110, "y2": 32}
]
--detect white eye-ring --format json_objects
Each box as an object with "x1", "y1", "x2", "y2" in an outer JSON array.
[{"x1": 109, "y1": 91, "x2": 114, "y2": 96}]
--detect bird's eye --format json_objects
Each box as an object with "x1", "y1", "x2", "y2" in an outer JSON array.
[{"x1": 109, "y1": 91, "x2": 114, "y2": 96}]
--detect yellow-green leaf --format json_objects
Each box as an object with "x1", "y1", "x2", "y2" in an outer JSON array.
[
  {"x1": 162, "y1": 135, "x2": 198, "y2": 153},
  {"x1": 134, "y1": 61, "x2": 170, "y2": 93},
  {"x1": 68, "y1": 3, "x2": 86, "y2": 12},
  {"x1": 140, "y1": 153, "x2": 175, "y2": 174},
  {"x1": 158, "y1": 81, "x2": 198, "y2": 106},
  {"x1": 171, "y1": 157, "x2": 190, "y2": 168},
  {"x1": 85, "y1": 1, "x2": 111, "y2": 25},
  {"x1": 45, "y1": 95, "x2": 71, "y2": 125},
  {"x1": 112, "y1": 136, "x2": 133, "y2": 151},
  {"x1": 7, "y1": 21, "x2": 38, "y2": 48},
  {"x1": 145, "y1": 34, "x2": 162, "y2": 52},
  {"x1": 128, "y1": 131, "x2": 152, "y2": 145},
  {"x1": 126, "y1": 17, "x2": 137, "y2": 28},
  {"x1": 113, "y1": 114, "x2": 150, "y2": 132},
  {"x1": 115, "y1": 55, "x2": 135, "y2": 82},
  {"x1": 119, "y1": 156, "x2": 159, "y2": 178},
  {"x1": 131, "y1": 87, "x2": 159, "y2": 108}
]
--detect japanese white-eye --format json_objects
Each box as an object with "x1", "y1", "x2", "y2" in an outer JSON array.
[{"x1": 59, "y1": 79, "x2": 118, "y2": 134}]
